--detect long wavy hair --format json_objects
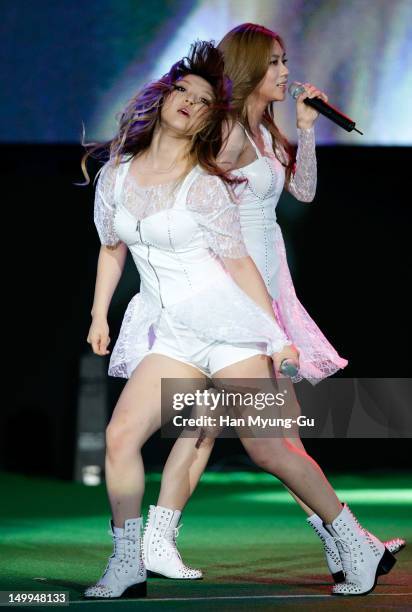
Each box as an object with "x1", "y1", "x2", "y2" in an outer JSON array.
[
  {"x1": 79, "y1": 40, "x2": 235, "y2": 186},
  {"x1": 218, "y1": 23, "x2": 296, "y2": 185}
]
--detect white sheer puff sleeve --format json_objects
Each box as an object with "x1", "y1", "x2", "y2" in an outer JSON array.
[
  {"x1": 282, "y1": 126, "x2": 317, "y2": 202},
  {"x1": 93, "y1": 161, "x2": 121, "y2": 247},
  {"x1": 186, "y1": 173, "x2": 249, "y2": 259}
]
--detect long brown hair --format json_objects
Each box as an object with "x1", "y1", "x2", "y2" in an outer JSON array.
[
  {"x1": 79, "y1": 40, "x2": 236, "y2": 185},
  {"x1": 218, "y1": 23, "x2": 296, "y2": 185}
]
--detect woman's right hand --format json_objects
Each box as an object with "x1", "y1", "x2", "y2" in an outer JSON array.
[
  {"x1": 87, "y1": 316, "x2": 111, "y2": 356},
  {"x1": 272, "y1": 343, "x2": 300, "y2": 377}
]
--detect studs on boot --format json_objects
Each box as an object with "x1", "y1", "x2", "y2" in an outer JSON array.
[
  {"x1": 142, "y1": 505, "x2": 203, "y2": 579},
  {"x1": 327, "y1": 504, "x2": 397, "y2": 597},
  {"x1": 83, "y1": 517, "x2": 147, "y2": 600},
  {"x1": 307, "y1": 514, "x2": 344, "y2": 583}
]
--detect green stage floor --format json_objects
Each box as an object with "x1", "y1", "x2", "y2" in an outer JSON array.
[{"x1": 0, "y1": 470, "x2": 411, "y2": 610}]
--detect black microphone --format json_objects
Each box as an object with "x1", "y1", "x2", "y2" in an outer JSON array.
[{"x1": 288, "y1": 81, "x2": 363, "y2": 135}]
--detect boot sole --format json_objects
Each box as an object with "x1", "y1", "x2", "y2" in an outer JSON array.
[
  {"x1": 332, "y1": 570, "x2": 345, "y2": 583},
  {"x1": 147, "y1": 569, "x2": 203, "y2": 580},
  {"x1": 82, "y1": 580, "x2": 147, "y2": 599},
  {"x1": 378, "y1": 541, "x2": 405, "y2": 575},
  {"x1": 333, "y1": 542, "x2": 404, "y2": 583},
  {"x1": 376, "y1": 545, "x2": 398, "y2": 577},
  {"x1": 332, "y1": 548, "x2": 397, "y2": 597}
]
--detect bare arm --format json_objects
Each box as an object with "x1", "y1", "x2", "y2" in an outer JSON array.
[
  {"x1": 222, "y1": 255, "x2": 299, "y2": 371},
  {"x1": 87, "y1": 243, "x2": 127, "y2": 356},
  {"x1": 87, "y1": 161, "x2": 127, "y2": 355},
  {"x1": 217, "y1": 119, "x2": 316, "y2": 206},
  {"x1": 219, "y1": 115, "x2": 317, "y2": 203},
  {"x1": 216, "y1": 124, "x2": 276, "y2": 320},
  {"x1": 216, "y1": 120, "x2": 247, "y2": 171},
  {"x1": 91, "y1": 243, "x2": 128, "y2": 319},
  {"x1": 222, "y1": 255, "x2": 276, "y2": 322},
  {"x1": 187, "y1": 173, "x2": 300, "y2": 372}
]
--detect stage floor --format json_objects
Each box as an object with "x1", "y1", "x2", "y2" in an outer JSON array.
[{"x1": 1, "y1": 470, "x2": 411, "y2": 610}]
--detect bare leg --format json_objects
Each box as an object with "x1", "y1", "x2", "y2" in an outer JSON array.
[
  {"x1": 159, "y1": 375, "x2": 312, "y2": 515},
  {"x1": 284, "y1": 453, "x2": 318, "y2": 516},
  {"x1": 277, "y1": 375, "x2": 318, "y2": 516},
  {"x1": 158, "y1": 435, "x2": 215, "y2": 510},
  {"x1": 212, "y1": 354, "x2": 342, "y2": 524},
  {"x1": 105, "y1": 353, "x2": 206, "y2": 528}
]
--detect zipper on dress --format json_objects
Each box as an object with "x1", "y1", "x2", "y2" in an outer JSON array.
[{"x1": 136, "y1": 219, "x2": 165, "y2": 309}]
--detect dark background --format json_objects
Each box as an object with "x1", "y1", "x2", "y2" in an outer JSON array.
[{"x1": 2, "y1": 143, "x2": 410, "y2": 479}]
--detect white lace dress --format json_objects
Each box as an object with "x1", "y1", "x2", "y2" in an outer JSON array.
[
  {"x1": 232, "y1": 124, "x2": 348, "y2": 383},
  {"x1": 93, "y1": 159, "x2": 291, "y2": 378}
]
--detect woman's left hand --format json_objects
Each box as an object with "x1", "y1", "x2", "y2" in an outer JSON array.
[{"x1": 296, "y1": 83, "x2": 328, "y2": 129}]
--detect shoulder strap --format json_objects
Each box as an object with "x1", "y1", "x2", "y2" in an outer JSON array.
[
  {"x1": 260, "y1": 124, "x2": 274, "y2": 150},
  {"x1": 173, "y1": 165, "x2": 202, "y2": 210},
  {"x1": 236, "y1": 121, "x2": 262, "y2": 158}
]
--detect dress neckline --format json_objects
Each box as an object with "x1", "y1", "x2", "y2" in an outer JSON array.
[
  {"x1": 238, "y1": 122, "x2": 272, "y2": 158},
  {"x1": 124, "y1": 172, "x2": 177, "y2": 193},
  {"x1": 124, "y1": 156, "x2": 198, "y2": 191},
  {"x1": 231, "y1": 123, "x2": 280, "y2": 174}
]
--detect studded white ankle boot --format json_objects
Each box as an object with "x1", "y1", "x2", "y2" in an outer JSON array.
[
  {"x1": 142, "y1": 505, "x2": 202, "y2": 579},
  {"x1": 307, "y1": 514, "x2": 345, "y2": 583},
  {"x1": 83, "y1": 517, "x2": 147, "y2": 599},
  {"x1": 325, "y1": 504, "x2": 396, "y2": 595},
  {"x1": 385, "y1": 537, "x2": 406, "y2": 556},
  {"x1": 307, "y1": 513, "x2": 405, "y2": 584}
]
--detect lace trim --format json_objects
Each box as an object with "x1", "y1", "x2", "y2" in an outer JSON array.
[
  {"x1": 108, "y1": 276, "x2": 291, "y2": 379},
  {"x1": 121, "y1": 174, "x2": 179, "y2": 220},
  {"x1": 272, "y1": 223, "x2": 348, "y2": 384},
  {"x1": 94, "y1": 162, "x2": 249, "y2": 260},
  {"x1": 261, "y1": 125, "x2": 317, "y2": 202},
  {"x1": 93, "y1": 161, "x2": 121, "y2": 247},
  {"x1": 186, "y1": 174, "x2": 249, "y2": 259},
  {"x1": 285, "y1": 126, "x2": 317, "y2": 202}
]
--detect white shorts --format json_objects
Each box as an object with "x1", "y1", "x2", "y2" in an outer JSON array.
[{"x1": 147, "y1": 311, "x2": 266, "y2": 378}]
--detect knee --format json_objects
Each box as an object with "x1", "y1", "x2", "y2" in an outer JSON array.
[
  {"x1": 245, "y1": 439, "x2": 288, "y2": 472},
  {"x1": 105, "y1": 423, "x2": 140, "y2": 459}
]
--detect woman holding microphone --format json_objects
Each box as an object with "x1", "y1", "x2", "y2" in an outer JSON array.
[{"x1": 142, "y1": 24, "x2": 402, "y2": 597}]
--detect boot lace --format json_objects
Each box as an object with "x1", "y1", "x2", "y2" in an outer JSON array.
[
  {"x1": 110, "y1": 531, "x2": 126, "y2": 559},
  {"x1": 99, "y1": 529, "x2": 139, "y2": 580},
  {"x1": 164, "y1": 523, "x2": 184, "y2": 560},
  {"x1": 332, "y1": 536, "x2": 357, "y2": 575}
]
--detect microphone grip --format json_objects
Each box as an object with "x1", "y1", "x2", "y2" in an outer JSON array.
[{"x1": 302, "y1": 97, "x2": 356, "y2": 132}]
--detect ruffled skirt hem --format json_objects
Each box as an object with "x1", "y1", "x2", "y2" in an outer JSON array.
[
  {"x1": 108, "y1": 225, "x2": 348, "y2": 385},
  {"x1": 270, "y1": 224, "x2": 348, "y2": 385},
  {"x1": 108, "y1": 273, "x2": 291, "y2": 379}
]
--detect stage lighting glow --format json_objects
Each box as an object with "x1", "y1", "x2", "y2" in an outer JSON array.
[
  {"x1": 231, "y1": 488, "x2": 412, "y2": 505},
  {"x1": 90, "y1": 0, "x2": 412, "y2": 146},
  {"x1": 82, "y1": 465, "x2": 102, "y2": 486},
  {"x1": 3, "y1": 2, "x2": 411, "y2": 143}
]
